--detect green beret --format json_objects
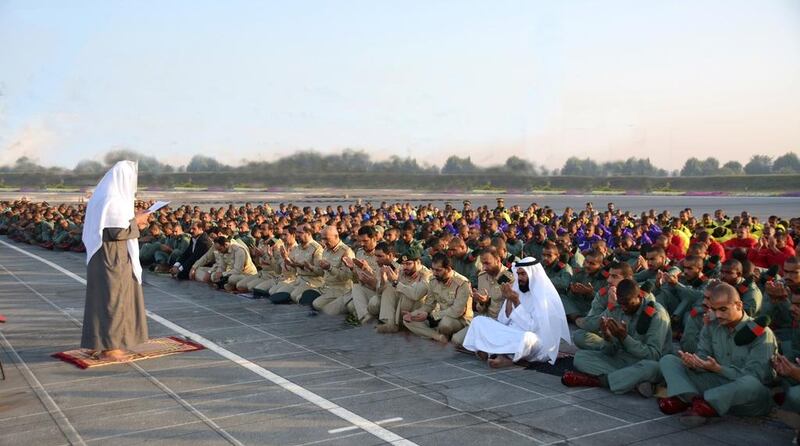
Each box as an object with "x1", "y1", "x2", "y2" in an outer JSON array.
[{"x1": 399, "y1": 245, "x2": 423, "y2": 262}]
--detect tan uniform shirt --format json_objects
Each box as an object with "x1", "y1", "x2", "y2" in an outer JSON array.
[
  {"x1": 290, "y1": 240, "x2": 324, "y2": 287},
  {"x1": 421, "y1": 271, "x2": 473, "y2": 322},
  {"x1": 222, "y1": 240, "x2": 257, "y2": 276},
  {"x1": 475, "y1": 266, "x2": 514, "y2": 319},
  {"x1": 313, "y1": 241, "x2": 355, "y2": 293}
]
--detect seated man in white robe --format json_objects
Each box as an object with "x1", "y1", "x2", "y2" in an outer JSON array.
[{"x1": 463, "y1": 257, "x2": 572, "y2": 368}]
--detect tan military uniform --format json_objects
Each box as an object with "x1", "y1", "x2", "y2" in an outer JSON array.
[
  {"x1": 267, "y1": 241, "x2": 299, "y2": 294},
  {"x1": 404, "y1": 271, "x2": 473, "y2": 342},
  {"x1": 275, "y1": 240, "x2": 324, "y2": 303},
  {"x1": 312, "y1": 241, "x2": 356, "y2": 314},
  {"x1": 191, "y1": 246, "x2": 223, "y2": 283},
  {"x1": 378, "y1": 264, "x2": 432, "y2": 329},
  {"x1": 451, "y1": 267, "x2": 513, "y2": 346},
  {"x1": 223, "y1": 239, "x2": 258, "y2": 290},
  {"x1": 239, "y1": 238, "x2": 284, "y2": 291},
  {"x1": 350, "y1": 248, "x2": 381, "y2": 321}
]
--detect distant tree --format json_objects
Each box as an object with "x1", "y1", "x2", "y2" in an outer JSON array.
[
  {"x1": 561, "y1": 157, "x2": 599, "y2": 176},
  {"x1": 680, "y1": 157, "x2": 703, "y2": 176},
  {"x1": 104, "y1": 149, "x2": 173, "y2": 173},
  {"x1": 503, "y1": 156, "x2": 537, "y2": 175},
  {"x1": 744, "y1": 155, "x2": 773, "y2": 175},
  {"x1": 442, "y1": 155, "x2": 478, "y2": 174},
  {"x1": 720, "y1": 161, "x2": 743, "y2": 175},
  {"x1": 186, "y1": 155, "x2": 228, "y2": 172},
  {"x1": 72, "y1": 159, "x2": 105, "y2": 175},
  {"x1": 772, "y1": 152, "x2": 800, "y2": 173},
  {"x1": 11, "y1": 157, "x2": 46, "y2": 173},
  {"x1": 699, "y1": 157, "x2": 720, "y2": 175}
]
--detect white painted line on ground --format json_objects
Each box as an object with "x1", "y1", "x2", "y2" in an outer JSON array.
[
  {"x1": 0, "y1": 330, "x2": 86, "y2": 446},
  {"x1": 0, "y1": 261, "x2": 244, "y2": 446},
  {"x1": 0, "y1": 240, "x2": 420, "y2": 446},
  {"x1": 328, "y1": 417, "x2": 404, "y2": 434}
]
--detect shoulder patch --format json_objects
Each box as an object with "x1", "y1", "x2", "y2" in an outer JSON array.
[
  {"x1": 599, "y1": 287, "x2": 608, "y2": 296},
  {"x1": 636, "y1": 301, "x2": 657, "y2": 335},
  {"x1": 734, "y1": 315, "x2": 771, "y2": 346}
]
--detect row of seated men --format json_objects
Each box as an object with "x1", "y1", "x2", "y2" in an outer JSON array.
[
  {"x1": 169, "y1": 219, "x2": 800, "y2": 433},
  {"x1": 5, "y1": 199, "x2": 799, "y2": 433}
]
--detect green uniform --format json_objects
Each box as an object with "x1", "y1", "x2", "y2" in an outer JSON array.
[
  {"x1": 235, "y1": 232, "x2": 256, "y2": 249},
  {"x1": 543, "y1": 261, "x2": 572, "y2": 295},
  {"x1": 679, "y1": 306, "x2": 706, "y2": 353},
  {"x1": 506, "y1": 239, "x2": 524, "y2": 259},
  {"x1": 574, "y1": 294, "x2": 672, "y2": 393},
  {"x1": 665, "y1": 276, "x2": 708, "y2": 322},
  {"x1": 450, "y1": 252, "x2": 481, "y2": 289},
  {"x1": 734, "y1": 278, "x2": 763, "y2": 317},
  {"x1": 613, "y1": 250, "x2": 640, "y2": 268},
  {"x1": 778, "y1": 324, "x2": 800, "y2": 412},
  {"x1": 37, "y1": 220, "x2": 54, "y2": 243},
  {"x1": 574, "y1": 286, "x2": 614, "y2": 350},
  {"x1": 634, "y1": 264, "x2": 680, "y2": 309},
  {"x1": 154, "y1": 233, "x2": 191, "y2": 265},
  {"x1": 562, "y1": 268, "x2": 607, "y2": 317},
  {"x1": 659, "y1": 315, "x2": 777, "y2": 416},
  {"x1": 523, "y1": 240, "x2": 545, "y2": 260},
  {"x1": 139, "y1": 234, "x2": 167, "y2": 266},
  {"x1": 702, "y1": 255, "x2": 722, "y2": 279}
]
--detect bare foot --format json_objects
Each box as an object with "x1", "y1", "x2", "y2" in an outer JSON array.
[
  {"x1": 432, "y1": 334, "x2": 449, "y2": 344},
  {"x1": 100, "y1": 349, "x2": 130, "y2": 361},
  {"x1": 487, "y1": 355, "x2": 515, "y2": 369},
  {"x1": 475, "y1": 351, "x2": 489, "y2": 362}
]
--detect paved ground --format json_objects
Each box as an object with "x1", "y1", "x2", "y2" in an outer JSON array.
[{"x1": 0, "y1": 241, "x2": 795, "y2": 446}]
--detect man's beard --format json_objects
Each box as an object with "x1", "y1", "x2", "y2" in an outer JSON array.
[{"x1": 518, "y1": 281, "x2": 530, "y2": 293}]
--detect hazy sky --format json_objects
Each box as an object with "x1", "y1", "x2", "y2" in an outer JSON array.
[{"x1": 2, "y1": 0, "x2": 799, "y2": 170}]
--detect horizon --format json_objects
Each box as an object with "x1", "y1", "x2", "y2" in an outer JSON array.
[{"x1": 2, "y1": 1, "x2": 799, "y2": 170}]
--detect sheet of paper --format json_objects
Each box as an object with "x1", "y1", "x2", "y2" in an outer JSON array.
[{"x1": 146, "y1": 201, "x2": 170, "y2": 213}]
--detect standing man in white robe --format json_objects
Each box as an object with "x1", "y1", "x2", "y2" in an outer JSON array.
[
  {"x1": 463, "y1": 257, "x2": 572, "y2": 367},
  {"x1": 81, "y1": 161, "x2": 150, "y2": 361}
]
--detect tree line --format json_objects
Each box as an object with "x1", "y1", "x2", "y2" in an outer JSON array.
[{"x1": 1, "y1": 149, "x2": 798, "y2": 177}]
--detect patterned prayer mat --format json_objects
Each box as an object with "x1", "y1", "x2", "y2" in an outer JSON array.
[{"x1": 52, "y1": 336, "x2": 205, "y2": 369}]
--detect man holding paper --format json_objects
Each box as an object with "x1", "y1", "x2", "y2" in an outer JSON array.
[{"x1": 80, "y1": 161, "x2": 150, "y2": 361}]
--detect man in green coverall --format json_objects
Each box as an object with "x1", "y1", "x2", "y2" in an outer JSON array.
[
  {"x1": 657, "y1": 282, "x2": 777, "y2": 426},
  {"x1": 561, "y1": 279, "x2": 672, "y2": 396}
]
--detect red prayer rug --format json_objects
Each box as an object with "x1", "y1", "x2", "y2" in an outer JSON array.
[{"x1": 52, "y1": 336, "x2": 205, "y2": 369}]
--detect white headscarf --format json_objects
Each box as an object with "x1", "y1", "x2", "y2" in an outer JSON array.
[
  {"x1": 511, "y1": 257, "x2": 572, "y2": 364},
  {"x1": 82, "y1": 160, "x2": 142, "y2": 283}
]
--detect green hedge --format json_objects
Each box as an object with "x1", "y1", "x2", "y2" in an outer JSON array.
[{"x1": 1, "y1": 172, "x2": 798, "y2": 192}]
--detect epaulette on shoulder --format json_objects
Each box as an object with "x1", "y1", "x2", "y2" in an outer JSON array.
[
  {"x1": 689, "y1": 307, "x2": 702, "y2": 318},
  {"x1": 636, "y1": 301, "x2": 658, "y2": 335},
  {"x1": 760, "y1": 265, "x2": 780, "y2": 284},
  {"x1": 690, "y1": 276, "x2": 706, "y2": 288},
  {"x1": 599, "y1": 286, "x2": 608, "y2": 296},
  {"x1": 734, "y1": 315, "x2": 771, "y2": 346}
]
